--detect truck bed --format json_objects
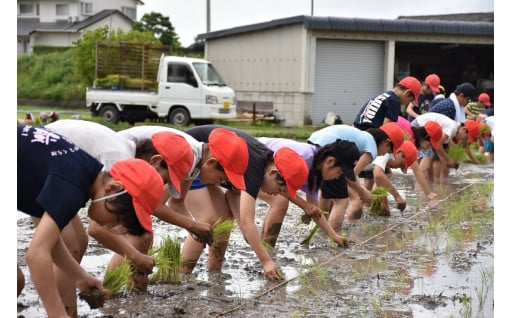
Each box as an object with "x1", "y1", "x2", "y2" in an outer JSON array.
[{"x1": 86, "y1": 88, "x2": 159, "y2": 106}]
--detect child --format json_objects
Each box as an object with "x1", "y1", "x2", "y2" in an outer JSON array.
[
  {"x1": 405, "y1": 73, "x2": 441, "y2": 121},
  {"x1": 464, "y1": 93, "x2": 491, "y2": 120},
  {"x1": 182, "y1": 125, "x2": 309, "y2": 281},
  {"x1": 353, "y1": 76, "x2": 421, "y2": 130},
  {"x1": 411, "y1": 112, "x2": 481, "y2": 179},
  {"x1": 17, "y1": 125, "x2": 163, "y2": 318},
  {"x1": 307, "y1": 122, "x2": 405, "y2": 232},
  {"x1": 257, "y1": 137, "x2": 361, "y2": 248}
]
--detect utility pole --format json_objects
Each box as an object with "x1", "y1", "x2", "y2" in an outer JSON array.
[
  {"x1": 311, "y1": 0, "x2": 314, "y2": 16},
  {"x1": 206, "y1": 0, "x2": 211, "y2": 32}
]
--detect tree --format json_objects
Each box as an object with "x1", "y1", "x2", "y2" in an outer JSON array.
[{"x1": 133, "y1": 12, "x2": 185, "y2": 54}]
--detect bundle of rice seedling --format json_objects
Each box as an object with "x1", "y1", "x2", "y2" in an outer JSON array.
[
  {"x1": 102, "y1": 256, "x2": 133, "y2": 295},
  {"x1": 79, "y1": 256, "x2": 132, "y2": 309},
  {"x1": 150, "y1": 235, "x2": 182, "y2": 283},
  {"x1": 212, "y1": 217, "x2": 236, "y2": 242},
  {"x1": 447, "y1": 144, "x2": 467, "y2": 163},
  {"x1": 370, "y1": 186, "x2": 389, "y2": 216},
  {"x1": 474, "y1": 153, "x2": 488, "y2": 164}
]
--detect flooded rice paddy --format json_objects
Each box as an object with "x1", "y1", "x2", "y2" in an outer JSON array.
[{"x1": 17, "y1": 162, "x2": 495, "y2": 317}]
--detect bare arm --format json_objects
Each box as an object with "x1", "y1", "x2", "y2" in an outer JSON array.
[
  {"x1": 28, "y1": 213, "x2": 104, "y2": 317},
  {"x1": 409, "y1": 161, "x2": 438, "y2": 200},
  {"x1": 88, "y1": 220, "x2": 155, "y2": 273},
  {"x1": 405, "y1": 102, "x2": 418, "y2": 119},
  {"x1": 373, "y1": 165, "x2": 406, "y2": 210},
  {"x1": 227, "y1": 190, "x2": 283, "y2": 281},
  {"x1": 288, "y1": 195, "x2": 347, "y2": 247}
]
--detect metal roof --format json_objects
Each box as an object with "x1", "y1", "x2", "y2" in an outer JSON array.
[{"x1": 198, "y1": 13, "x2": 493, "y2": 41}]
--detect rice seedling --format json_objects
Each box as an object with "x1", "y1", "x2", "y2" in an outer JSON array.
[
  {"x1": 102, "y1": 256, "x2": 133, "y2": 295},
  {"x1": 473, "y1": 153, "x2": 487, "y2": 164},
  {"x1": 299, "y1": 211, "x2": 329, "y2": 244},
  {"x1": 150, "y1": 235, "x2": 182, "y2": 283},
  {"x1": 79, "y1": 256, "x2": 132, "y2": 309},
  {"x1": 475, "y1": 267, "x2": 493, "y2": 310},
  {"x1": 369, "y1": 186, "x2": 389, "y2": 216},
  {"x1": 447, "y1": 144, "x2": 467, "y2": 163},
  {"x1": 212, "y1": 217, "x2": 236, "y2": 242}
]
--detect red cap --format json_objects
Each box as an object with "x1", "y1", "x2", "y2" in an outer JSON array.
[
  {"x1": 464, "y1": 120, "x2": 481, "y2": 142},
  {"x1": 110, "y1": 159, "x2": 164, "y2": 233},
  {"x1": 151, "y1": 132, "x2": 194, "y2": 196},
  {"x1": 398, "y1": 141, "x2": 417, "y2": 173},
  {"x1": 478, "y1": 93, "x2": 491, "y2": 107},
  {"x1": 273, "y1": 147, "x2": 309, "y2": 199},
  {"x1": 399, "y1": 76, "x2": 421, "y2": 104},
  {"x1": 424, "y1": 74, "x2": 441, "y2": 93},
  {"x1": 424, "y1": 121, "x2": 443, "y2": 150},
  {"x1": 208, "y1": 128, "x2": 249, "y2": 190},
  {"x1": 380, "y1": 122, "x2": 405, "y2": 155}
]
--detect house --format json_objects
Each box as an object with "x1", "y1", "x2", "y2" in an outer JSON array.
[
  {"x1": 197, "y1": 13, "x2": 493, "y2": 127},
  {"x1": 17, "y1": 0, "x2": 142, "y2": 55}
]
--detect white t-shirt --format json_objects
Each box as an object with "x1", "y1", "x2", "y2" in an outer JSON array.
[
  {"x1": 411, "y1": 112, "x2": 459, "y2": 144},
  {"x1": 46, "y1": 119, "x2": 135, "y2": 170},
  {"x1": 117, "y1": 125, "x2": 203, "y2": 180},
  {"x1": 362, "y1": 153, "x2": 394, "y2": 172}
]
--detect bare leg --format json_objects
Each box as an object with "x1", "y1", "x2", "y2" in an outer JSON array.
[
  {"x1": 55, "y1": 216, "x2": 87, "y2": 318},
  {"x1": 182, "y1": 185, "x2": 232, "y2": 273},
  {"x1": 258, "y1": 191, "x2": 289, "y2": 248},
  {"x1": 107, "y1": 231, "x2": 153, "y2": 291},
  {"x1": 327, "y1": 198, "x2": 350, "y2": 233},
  {"x1": 17, "y1": 264, "x2": 25, "y2": 297}
]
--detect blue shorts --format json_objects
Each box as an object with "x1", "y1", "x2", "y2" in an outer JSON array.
[
  {"x1": 190, "y1": 176, "x2": 207, "y2": 190},
  {"x1": 483, "y1": 136, "x2": 494, "y2": 153},
  {"x1": 417, "y1": 147, "x2": 435, "y2": 160}
]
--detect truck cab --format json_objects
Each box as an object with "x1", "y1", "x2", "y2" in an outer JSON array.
[{"x1": 153, "y1": 56, "x2": 236, "y2": 125}]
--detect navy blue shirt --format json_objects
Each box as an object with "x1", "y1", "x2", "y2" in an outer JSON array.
[
  {"x1": 407, "y1": 93, "x2": 435, "y2": 122},
  {"x1": 429, "y1": 98, "x2": 456, "y2": 120},
  {"x1": 185, "y1": 125, "x2": 272, "y2": 199},
  {"x1": 353, "y1": 90, "x2": 401, "y2": 130},
  {"x1": 18, "y1": 125, "x2": 103, "y2": 230}
]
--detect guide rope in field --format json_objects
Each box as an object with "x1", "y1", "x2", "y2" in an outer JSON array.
[{"x1": 216, "y1": 182, "x2": 477, "y2": 317}]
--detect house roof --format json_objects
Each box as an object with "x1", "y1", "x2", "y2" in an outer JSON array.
[
  {"x1": 17, "y1": 9, "x2": 133, "y2": 36},
  {"x1": 197, "y1": 13, "x2": 493, "y2": 41}
]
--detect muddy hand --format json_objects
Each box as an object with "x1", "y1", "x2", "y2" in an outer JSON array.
[
  {"x1": 263, "y1": 262, "x2": 284, "y2": 281},
  {"x1": 333, "y1": 234, "x2": 348, "y2": 248}
]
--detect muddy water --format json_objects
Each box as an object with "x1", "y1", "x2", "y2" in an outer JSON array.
[{"x1": 17, "y1": 163, "x2": 494, "y2": 318}]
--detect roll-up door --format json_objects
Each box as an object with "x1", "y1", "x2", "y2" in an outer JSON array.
[{"x1": 311, "y1": 39, "x2": 384, "y2": 126}]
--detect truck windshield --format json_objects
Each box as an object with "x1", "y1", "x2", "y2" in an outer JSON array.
[{"x1": 192, "y1": 62, "x2": 227, "y2": 86}]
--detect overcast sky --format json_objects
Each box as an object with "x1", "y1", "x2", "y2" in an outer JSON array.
[{"x1": 137, "y1": 0, "x2": 495, "y2": 47}]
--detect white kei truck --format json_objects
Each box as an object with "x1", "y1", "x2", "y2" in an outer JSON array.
[{"x1": 86, "y1": 41, "x2": 237, "y2": 126}]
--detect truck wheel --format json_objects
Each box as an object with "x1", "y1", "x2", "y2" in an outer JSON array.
[
  {"x1": 99, "y1": 106, "x2": 120, "y2": 124},
  {"x1": 168, "y1": 108, "x2": 191, "y2": 126}
]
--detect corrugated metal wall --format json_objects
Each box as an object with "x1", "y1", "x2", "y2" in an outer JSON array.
[{"x1": 311, "y1": 39, "x2": 384, "y2": 126}]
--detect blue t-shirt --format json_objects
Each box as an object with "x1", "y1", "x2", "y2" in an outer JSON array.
[
  {"x1": 186, "y1": 125, "x2": 272, "y2": 199},
  {"x1": 307, "y1": 124, "x2": 378, "y2": 160},
  {"x1": 353, "y1": 90, "x2": 401, "y2": 130},
  {"x1": 17, "y1": 125, "x2": 103, "y2": 230}
]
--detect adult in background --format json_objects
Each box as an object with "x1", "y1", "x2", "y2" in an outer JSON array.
[
  {"x1": 353, "y1": 76, "x2": 421, "y2": 130},
  {"x1": 429, "y1": 82, "x2": 477, "y2": 123}
]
